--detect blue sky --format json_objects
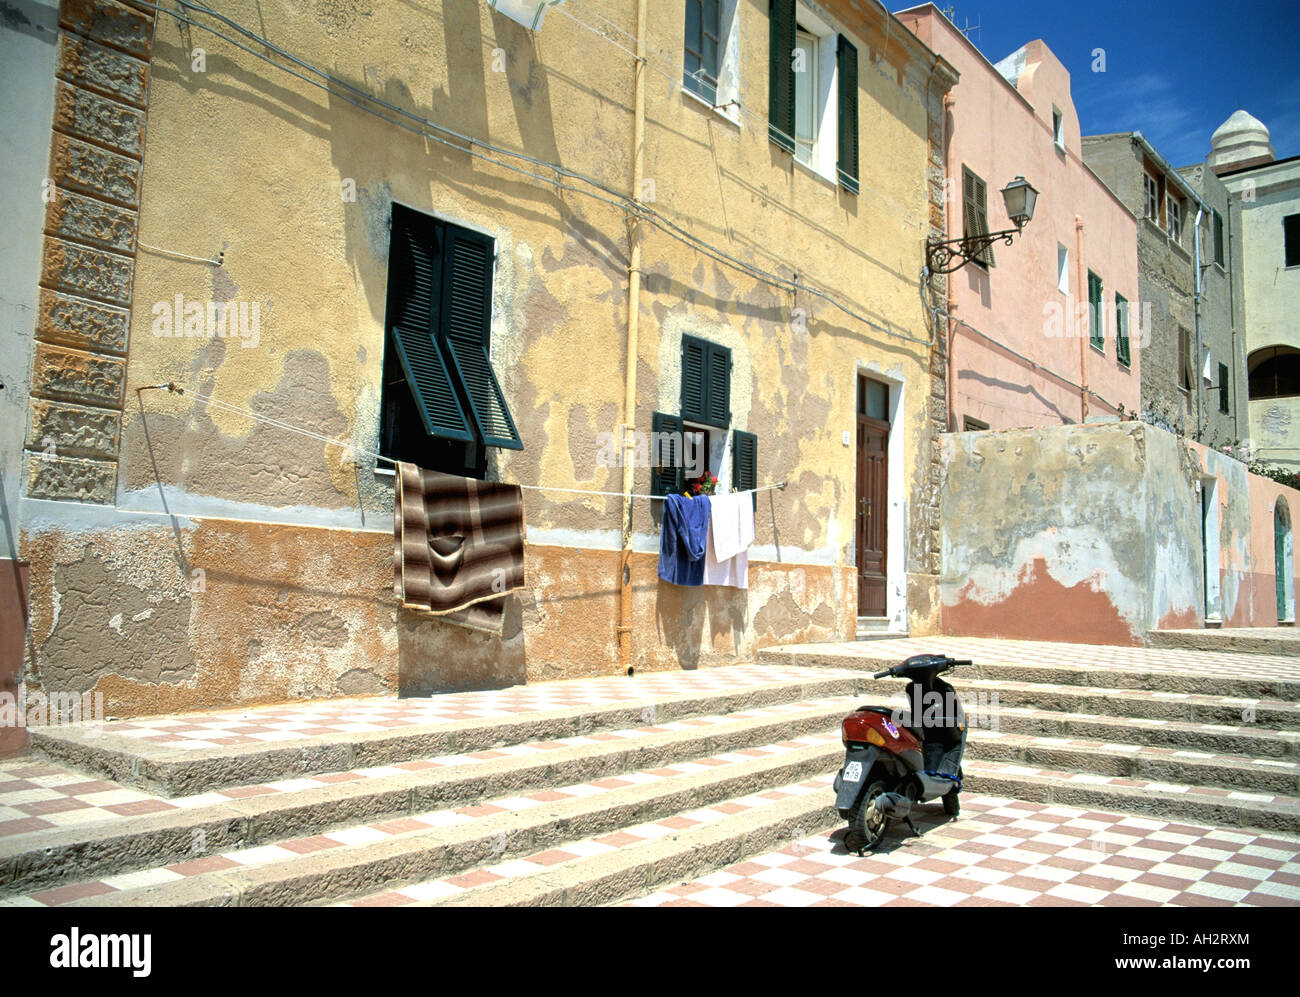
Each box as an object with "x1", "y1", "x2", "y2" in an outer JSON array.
[{"x1": 921, "y1": 0, "x2": 1300, "y2": 167}]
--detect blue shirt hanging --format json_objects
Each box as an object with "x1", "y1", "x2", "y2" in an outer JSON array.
[{"x1": 658, "y1": 493, "x2": 711, "y2": 586}]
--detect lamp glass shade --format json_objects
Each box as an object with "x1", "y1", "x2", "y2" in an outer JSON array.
[{"x1": 1001, "y1": 176, "x2": 1038, "y2": 227}]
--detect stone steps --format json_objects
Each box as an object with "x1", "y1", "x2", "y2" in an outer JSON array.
[
  {"x1": 985, "y1": 706, "x2": 1300, "y2": 758},
  {"x1": 1145, "y1": 628, "x2": 1300, "y2": 656},
  {"x1": 963, "y1": 759, "x2": 1300, "y2": 834},
  {"x1": 965, "y1": 728, "x2": 1300, "y2": 795},
  {"x1": 4, "y1": 645, "x2": 1299, "y2": 907},
  {"x1": 758, "y1": 643, "x2": 1300, "y2": 700},
  {"x1": 58, "y1": 738, "x2": 846, "y2": 907},
  {"x1": 27, "y1": 673, "x2": 865, "y2": 797},
  {"x1": 957, "y1": 678, "x2": 1300, "y2": 730},
  {"x1": 338, "y1": 776, "x2": 841, "y2": 908},
  {"x1": 0, "y1": 698, "x2": 854, "y2": 897}
]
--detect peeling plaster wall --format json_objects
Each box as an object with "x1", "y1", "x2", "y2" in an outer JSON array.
[
  {"x1": 16, "y1": 1, "x2": 948, "y2": 717},
  {"x1": 940, "y1": 421, "x2": 1300, "y2": 644}
]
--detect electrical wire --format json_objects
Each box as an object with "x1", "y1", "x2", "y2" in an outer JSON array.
[{"x1": 137, "y1": 383, "x2": 786, "y2": 499}]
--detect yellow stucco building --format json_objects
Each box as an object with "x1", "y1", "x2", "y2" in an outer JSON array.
[{"x1": 13, "y1": 0, "x2": 956, "y2": 720}]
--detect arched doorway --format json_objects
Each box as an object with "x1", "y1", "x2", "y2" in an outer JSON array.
[{"x1": 1275, "y1": 498, "x2": 1295, "y2": 623}]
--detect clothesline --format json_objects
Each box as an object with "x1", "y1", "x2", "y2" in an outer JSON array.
[{"x1": 138, "y1": 382, "x2": 787, "y2": 500}]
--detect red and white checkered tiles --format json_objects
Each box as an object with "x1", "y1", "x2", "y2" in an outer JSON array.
[
  {"x1": 625, "y1": 794, "x2": 1300, "y2": 907},
  {"x1": 37, "y1": 664, "x2": 857, "y2": 751}
]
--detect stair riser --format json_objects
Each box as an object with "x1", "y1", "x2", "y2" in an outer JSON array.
[
  {"x1": 72, "y1": 750, "x2": 845, "y2": 907},
  {"x1": 967, "y1": 741, "x2": 1300, "y2": 795},
  {"x1": 965, "y1": 772, "x2": 1299, "y2": 833},
  {"x1": 1, "y1": 710, "x2": 850, "y2": 898},
  {"x1": 757, "y1": 649, "x2": 1300, "y2": 700},
  {"x1": 988, "y1": 690, "x2": 1298, "y2": 729},
  {"x1": 992, "y1": 712, "x2": 1298, "y2": 758},
  {"x1": 1145, "y1": 633, "x2": 1300, "y2": 657},
  {"x1": 440, "y1": 804, "x2": 843, "y2": 907},
  {"x1": 29, "y1": 678, "x2": 864, "y2": 798}
]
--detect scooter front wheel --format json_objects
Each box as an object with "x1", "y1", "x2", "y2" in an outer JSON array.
[{"x1": 844, "y1": 779, "x2": 890, "y2": 854}]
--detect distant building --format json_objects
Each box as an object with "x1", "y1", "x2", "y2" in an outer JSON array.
[
  {"x1": 897, "y1": 6, "x2": 1140, "y2": 431},
  {"x1": 1082, "y1": 133, "x2": 1246, "y2": 450},
  {"x1": 1211, "y1": 112, "x2": 1300, "y2": 473}
]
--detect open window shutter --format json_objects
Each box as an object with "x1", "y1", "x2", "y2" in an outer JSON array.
[
  {"x1": 732, "y1": 429, "x2": 758, "y2": 511},
  {"x1": 680, "y1": 335, "x2": 708, "y2": 424},
  {"x1": 439, "y1": 226, "x2": 524, "y2": 450},
  {"x1": 768, "y1": 0, "x2": 796, "y2": 153},
  {"x1": 836, "y1": 36, "x2": 859, "y2": 194},
  {"x1": 387, "y1": 212, "x2": 475, "y2": 443},
  {"x1": 705, "y1": 342, "x2": 732, "y2": 428},
  {"x1": 651, "y1": 411, "x2": 684, "y2": 497}
]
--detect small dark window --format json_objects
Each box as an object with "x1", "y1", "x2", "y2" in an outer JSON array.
[
  {"x1": 1088, "y1": 271, "x2": 1104, "y2": 349},
  {"x1": 1249, "y1": 347, "x2": 1300, "y2": 399},
  {"x1": 1213, "y1": 209, "x2": 1225, "y2": 267},
  {"x1": 1285, "y1": 214, "x2": 1300, "y2": 268},
  {"x1": 1218, "y1": 363, "x2": 1230, "y2": 414},
  {"x1": 962, "y1": 166, "x2": 994, "y2": 268},
  {"x1": 1179, "y1": 328, "x2": 1192, "y2": 391},
  {"x1": 963, "y1": 416, "x2": 990, "y2": 431},
  {"x1": 1115, "y1": 294, "x2": 1131, "y2": 367},
  {"x1": 860, "y1": 378, "x2": 889, "y2": 421},
  {"x1": 683, "y1": 0, "x2": 721, "y2": 104}
]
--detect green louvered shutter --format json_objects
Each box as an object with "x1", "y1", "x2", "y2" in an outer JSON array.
[
  {"x1": 732, "y1": 429, "x2": 758, "y2": 510},
  {"x1": 836, "y1": 36, "x2": 859, "y2": 194},
  {"x1": 706, "y1": 341, "x2": 731, "y2": 428},
  {"x1": 681, "y1": 335, "x2": 708, "y2": 424},
  {"x1": 387, "y1": 211, "x2": 475, "y2": 443},
  {"x1": 651, "y1": 411, "x2": 684, "y2": 497},
  {"x1": 768, "y1": 0, "x2": 796, "y2": 153},
  {"x1": 439, "y1": 226, "x2": 523, "y2": 450}
]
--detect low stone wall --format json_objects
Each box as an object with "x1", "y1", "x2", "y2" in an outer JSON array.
[{"x1": 939, "y1": 421, "x2": 1300, "y2": 644}]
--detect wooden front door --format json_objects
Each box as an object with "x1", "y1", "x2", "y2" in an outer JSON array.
[{"x1": 856, "y1": 377, "x2": 889, "y2": 617}]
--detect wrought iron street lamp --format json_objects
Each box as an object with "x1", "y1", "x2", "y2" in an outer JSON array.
[{"x1": 925, "y1": 175, "x2": 1039, "y2": 275}]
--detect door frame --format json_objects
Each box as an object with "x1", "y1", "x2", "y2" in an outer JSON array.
[{"x1": 854, "y1": 366, "x2": 905, "y2": 630}]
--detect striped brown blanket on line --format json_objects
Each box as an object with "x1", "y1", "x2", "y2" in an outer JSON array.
[{"x1": 393, "y1": 463, "x2": 526, "y2": 633}]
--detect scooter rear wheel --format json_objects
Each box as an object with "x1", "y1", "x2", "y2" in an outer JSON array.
[
  {"x1": 942, "y1": 791, "x2": 960, "y2": 816},
  {"x1": 844, "y1": 779, "x2": 890, "y2": 854}
]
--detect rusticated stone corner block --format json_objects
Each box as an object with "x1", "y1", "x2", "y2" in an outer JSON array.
[
  {"x1": 59, "y1": 0, "x2": 152, "y2": 60},
  {"x1": 24, "y1": 451, "x2": 116, "y2": 504},
  {"x1": 45, "y1": 188, "x2": 136, "y2": 253},
  {"x1": 28, "y1": 399, "x2": 121, "y2": 458},
  {"x1": 30, "y1": 341, "x2": 125, "y2": 408},
  {"x1": 57, "y1": 33, "x2": 150, "y2": 108},
  {"x1": 41, "y1": 237, "x2": 134, "y2": 306},
  {"x1": 36, "y1": 289, "x2": 129, "y2": 355},
  {"x1": 49, "y1": 133, "x2": 140, "y2": 208},
  {"x1": 53, "y1": 81, "x2": 145, "y2": 159}
]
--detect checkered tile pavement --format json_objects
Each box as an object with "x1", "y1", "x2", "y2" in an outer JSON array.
[
  {"x1": 0, "y1": 724, "x2": 841, "y2": 906},
  {"x1": 626, "y1": 794, "x2": 1300, "y2": 907},
  {"x1": 34, "y1": 664, "x2": 856, "y2": 751},
  {"x1": 783, "y1": 636, "x2": 1300, "y2": 681}
]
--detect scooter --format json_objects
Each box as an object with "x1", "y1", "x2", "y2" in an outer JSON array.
[{"x1": 832, "y1": 654, "x2": 970, "y2": 853}]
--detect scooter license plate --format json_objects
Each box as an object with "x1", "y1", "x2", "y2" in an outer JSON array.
[{"x1": 843, "y1": 761, "x2": 863, "y2": 783}]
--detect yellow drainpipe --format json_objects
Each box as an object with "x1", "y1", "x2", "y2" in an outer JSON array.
[{"x1": 618, "y1": 0, "x2": 648, "y2": 675}]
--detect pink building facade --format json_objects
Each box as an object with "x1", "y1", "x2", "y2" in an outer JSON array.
[{"x1": 898, "y1": 7, "x2": 1140, "y2": 430}]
